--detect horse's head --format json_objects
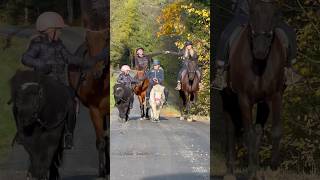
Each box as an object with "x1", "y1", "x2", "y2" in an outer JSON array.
[
  {"x1": 135, "y1": 70, "x2": 146, "y2": 81},
  {"x1": 86, "y1": 29, "x2": 108, "y2": 57},
  {"x1": 186, "y1": 60, "x2": 197, "y2": 81},
  {"x1": 249, "y1": 0, "x2": 278, "y2": 60},
  {"x1": 15, "y1": 82, "x2": 43, "y2": 128}
]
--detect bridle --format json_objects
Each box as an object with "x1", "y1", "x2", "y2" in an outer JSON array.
[{"x1": 248, "y1": 0, "x2": 277, "y2": 60}]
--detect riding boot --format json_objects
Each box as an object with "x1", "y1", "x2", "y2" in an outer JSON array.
[
  {"x1": 284, "y1": 65, "x2": 302, "y2": 86},
  {"x1": 64, "y1": 99, "x2": 77, "y2": 150},
  {"x1": 175, "y1": 81, "x2": 181, "y2": 91},
  {"x1": 146, "y1": 97, "x2": 150, "y2": 108},
  {"x1": 129, "y1": 95, "x2": 134, "y2": 109},
  {"x1": 213, "y1": 61, "x2": 227, "y2": 90},
  {"x1": 163, "y1": 88, "x2": 169, "y2": 105}
]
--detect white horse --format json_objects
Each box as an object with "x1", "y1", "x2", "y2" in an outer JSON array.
[{"x1": 149, "y1": 84, "x2": 166, "y2": 122}]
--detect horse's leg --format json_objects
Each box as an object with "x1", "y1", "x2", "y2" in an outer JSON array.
[
  {"x1": 104, "y1": 113, "x2": 110, "y2": 179},
  {"x1": 145, "y1": 91, "x2": 150, "y2": 119},
  {"x1": 141, "y1": 94, "x2": 146, "y2": 119},
  {"x1": 270, "y1": 93, "x2": 283, "y2": 170},
  {"x1": 179, "y1": 91, "x2": 185, "y2": 120},
  {"x1": 138, "y1": 95, "x2": 144, "y2": 118},
  {"x1": 238, "y1": 95, "x2": 257, "y2": 176},
  {"x1": 88, "y1": 107, "x2": 106, "y2": 177},
  {"x1": 224, "y1": 111, "x2": 236, "y2": 178},
  {"x1": 185, "y1": 92, "x2": 191, "y2": 121}
]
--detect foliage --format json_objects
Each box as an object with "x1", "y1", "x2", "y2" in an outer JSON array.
[
  {"x1": 110, "y1": 0, "x2": 162, "y2": 67},
  {"x1": 0, "y1": 37, "x2": 27, "y2": 160},
  {"x1": 157, "y1": 0, "x2": 210, "y2": 115}
]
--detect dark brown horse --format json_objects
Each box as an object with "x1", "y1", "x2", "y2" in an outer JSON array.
[
  {"x1": 179, "y1": 60, "x2": 200, "y2": 122},
  {"x1": 68, "y1": 0, "x2": 109, "y2": 178},
  {"x1": 221, "y1": 0, "x2": 287, "y2": 178},
  {"x1": 133, "y1": 70, "x2": 150, "y2": 119}
]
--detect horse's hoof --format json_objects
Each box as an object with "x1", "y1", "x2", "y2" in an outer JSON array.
[
  {"x1": 139, "y1": 117, "x2": 144, "y2": 121},
  {"x1": 98, "y1": 167, "x2": 106, "y2": 178},
  {"x1": 223, "y1": 174, "x2": 236, "y2": 180},
  {"x1": 187, "y1": 118, "x2": 193, "y2": 122},
  {"x1": 179, "y1": 117, "x2": 184, "y2": 121}
]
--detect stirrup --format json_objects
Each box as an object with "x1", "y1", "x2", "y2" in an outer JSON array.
[
  {"x1": 63, "y1": 133, "x2": 73, "y2": 150},
  {"x1": 212, "y1": 69, "x2": 227, "y2": 90}
]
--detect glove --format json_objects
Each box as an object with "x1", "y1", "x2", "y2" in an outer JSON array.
[{"x1": 36, "y1": 63, "x2": 51, "y2": 74}]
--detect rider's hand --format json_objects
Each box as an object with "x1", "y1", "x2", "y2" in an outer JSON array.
[
  {"x1": 37, "y1": 64, "x2": 51, "y2": 74},
  {"x1": 164, "y1": 51, "x2": 170, "y2": 54},
  {"x1": 153, "y1": 78, "x2": 158, "y2": 83}
]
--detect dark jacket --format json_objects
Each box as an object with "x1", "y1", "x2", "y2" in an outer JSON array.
[
  {"x1": 147, "y1": 68, "x2": 164, "y2": 85},
  {"x1": 117, "y1": 73, "x2": 137, "y2": 87},
  {"x1": 133, "y1": 52, "x2": 163, "y2": 71},
  {"x1": 168, "y1": 49, "x2": 199, "y2": 66},
  {"x1": 22, "y1": 34, "x2": 85, "y2": 85}
]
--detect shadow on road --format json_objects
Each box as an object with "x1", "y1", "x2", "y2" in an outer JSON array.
[
  {"x1": 63, "y1": 174, "x2": 99, "y2": 180},
  {"x1": 142, "y1": 173, "x2": 208, "y2": 180}
]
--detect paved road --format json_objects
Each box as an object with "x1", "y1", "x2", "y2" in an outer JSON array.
[{"x1": 110, "y1": 96, "x2": 210, "y2": 180}]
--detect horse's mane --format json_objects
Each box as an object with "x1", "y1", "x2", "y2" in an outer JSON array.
[
  {"x1": 10, "y1": 70, "x2": 42, "y2": 99},
  {"x1": 81, "y1": 0, "x2": 108, "y2": 30}
]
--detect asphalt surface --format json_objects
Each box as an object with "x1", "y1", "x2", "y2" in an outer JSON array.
[{"x1": 110, "y1": 96, "x2": 210, "y2": 180}]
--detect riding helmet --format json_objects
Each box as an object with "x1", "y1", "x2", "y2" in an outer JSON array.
[
  {"x1": 36, "y1": 12, "x2": 66, "y2": 32},
  {"x1": 153, "y1": 59, "x2": 160, "y2": 65},
  {"x1": 185, "y1": 40, "x2": 193, "y2": 46}
]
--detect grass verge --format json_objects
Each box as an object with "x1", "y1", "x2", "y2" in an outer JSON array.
[{"x1": 0, "y1": 37, "x2": 28, "y2": 161}]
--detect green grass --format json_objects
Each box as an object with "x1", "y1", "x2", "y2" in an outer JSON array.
[
  {"x1": 110, "y1": 71, "x2": 116, "y2": 109},
  {"x1": 0, "y1": 37, "x2": 28, "y2": 161}
]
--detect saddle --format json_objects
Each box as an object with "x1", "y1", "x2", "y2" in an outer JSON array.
[{"x1": 181, "y1": 61, "x2": 201, "y2": 80}]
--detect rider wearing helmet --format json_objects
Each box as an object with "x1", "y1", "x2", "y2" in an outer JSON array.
[
  {"x1": 213, "y1": 0, "x2": 298, "y2": 89},
  {"x1": 133, "y1": 47, "x2": 165, "y2": 71},
  {"x1": 21, "y1": 12, "x2": 107, "y2": 149},
  {"x1": 165, "y1": 40, "x2": 201, "y2": 90},
  {"x1": 146, "y1": 59, "x2": 168, "y2": 106},
  {"x1": 117, "y1": 65, "x2": 138, "y2": 109}
]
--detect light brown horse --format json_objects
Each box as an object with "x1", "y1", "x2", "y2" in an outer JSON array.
[
  {"x1": 68, "y1": 0, "x2": 109, "y2": 178},
  {"x1": 133, "y1": 70, "x2": 150, "y2": 119}
]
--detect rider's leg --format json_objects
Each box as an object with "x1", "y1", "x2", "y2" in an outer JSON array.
[
  {"x1": 175, "y1": 68, "x2": 183, "y2": 90},
  {"x1": 213, "y1": 16, "x2": 248, "y2": 89},
  {"x1": 277, "y1": 21, "x2": 300, "y2": 85},
  {"x1": 164, "y1": 88, "x2": 169, "y2": 105},
  {"x1": 146, "y1": 82, "x2": 153, "y2": 107},
  {"x1": 129, "y1": 94, "x2": 134, "y2": 109},
  {"x1": 64, "y1": 87, "x2": 77, "y2": 149}
]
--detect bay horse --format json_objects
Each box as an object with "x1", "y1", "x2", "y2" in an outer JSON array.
[
  {"x1": 221, "y1": 0, "x2": 287, "y2": 178},
  {"x1": 133, "y1": 70, "x2": 150, "y2": 120},
  {"x1": 179, "y1": 60, "x2": 200, "y2": 122},
  {"x1": 68, "y1": 0, "x2": 109, "y2": 178}
]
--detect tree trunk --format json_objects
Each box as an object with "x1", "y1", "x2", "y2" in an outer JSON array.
[
  {"x1": 24, "y1": 7, "x2": 28, "y2": 24},
  {"x1": 67, "y1": 0, "x2": 74, "y2": 24}
]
